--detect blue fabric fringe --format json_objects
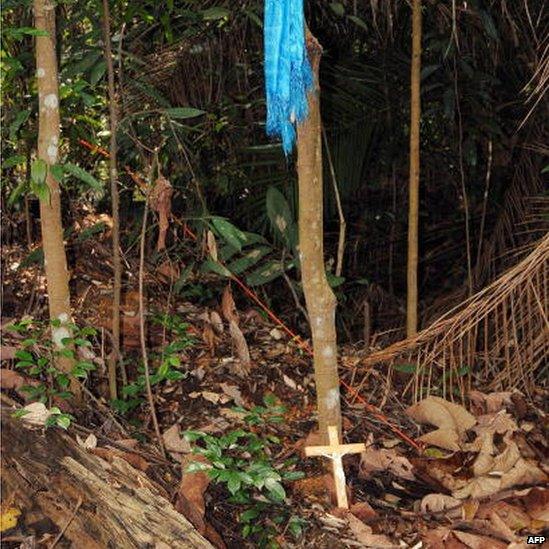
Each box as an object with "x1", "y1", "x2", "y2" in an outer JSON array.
[{"x1": 264, "y1": 0, "x2": 313, "y2": 155}]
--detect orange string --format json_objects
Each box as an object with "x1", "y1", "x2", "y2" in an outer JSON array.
[{"x1": 80, "y1": 138, "x2": 421, "y2": 452}]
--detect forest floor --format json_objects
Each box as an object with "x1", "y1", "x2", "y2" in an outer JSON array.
[{"x1": 1, "y1": 225, "x2": 548, "y2": 548}]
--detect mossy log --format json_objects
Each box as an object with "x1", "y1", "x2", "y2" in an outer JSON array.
[{"x1": 0, "y1": 408, "x2": 213, "y2": 548}]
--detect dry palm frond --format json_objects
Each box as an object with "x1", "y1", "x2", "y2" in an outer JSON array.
[
  {"x1": 353, "y1": 234, "x2": 549, "y2": 400},
  {"x1": 473, "y1": 152, "x2": 548, "y2": 289}
]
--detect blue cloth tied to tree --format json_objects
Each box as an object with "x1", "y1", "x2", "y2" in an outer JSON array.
[{"x1": 264, "y1": 0, "x2": 313, "y2": 154}]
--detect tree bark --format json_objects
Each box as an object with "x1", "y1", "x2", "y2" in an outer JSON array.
[
  {"x1": 101, "y1": 0, "x2": 122, "y2": 401},
  {"x1": 0, "y1": 409, "x2": 213, "y2": 548},
  {"x1": 297, "y1": 33, "x2": 342, "y2": 442},
  {"x1": 406, "y1": 0, "x2": 422, "y2": 337},
  {"x1": 34, "y1": 0, "x2": 79, "y2": 397}
]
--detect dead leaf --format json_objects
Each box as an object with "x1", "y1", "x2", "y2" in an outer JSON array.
[
  {"x1": 347, "y1": 513, "x2": 394, "y2": 547},
  {"x1": 20, "y1": 402, "x2": 50, "y2": 426},
  {"x1": 221, "y1": 285, "x2": 238, "y2": 324},
  {"x1": 452, "y1": 530, "x2": 507, "y2": 549},
  {"x1": 91, "y1": 447, "x2": 150, "y2": 472},
  {"x1": 201, "y1": 391, "x2": 221, "y2": 404},
  {"x1": 157, "y1": 260, "x2": 179, "y2": 281},
  {"x1": 209, "y1": 311, "x2": 224, "y2": 335},
  {"x1": 76, "y1": 433, "x2": 97, "y2": 450},
  {"x1": 206, "y1": 230, "x2": 218, "y2": 262},
  {"x1": 219, "y1": 383, "x2": 245, "y2": 406},
  {"x1": 477, "y1": 501, "x2": 531, "y2": 533},
  {"x1": 0, "y1": 368, "x2": 26, "y2": 390},
  {"x1": 487, "y1": 510, "x2": 518, "y2": 543},
  {"x1": 150, "y1": 176, "x2": 173, "y2": 251},
  {"x1": 350, "y1": 501, "x2": 378, "y2": 524},
  {"x1": 162, "y1": 424, "x2": 191, "y2": 459},
  {"x1": 523, "y1": 487, "x2": 549, "y2": 523},
  {"x1": 407, "y1": 396, "x2": 476, "y2": 451},
  {"x1": 176, "y1": 454, "x2": 226, "y2": 549},
  {"x1": 176, "y1": 454, "x2": 211, "y2": 532},
  {"x1": 202, "y1": 323, "x2": 216, "y2": 357},
  {"x1": 469, "y1": 390, "x2": 514, "y2": 415},
  {"x1": 359, "y1": 448, "x2": 415, "y2": 481},
  {"x1": 423, "y1": 527, "x2": 465, "y2": 549},
  {"x1": 500, "y1": 457, "x2": 547, "y2": 490},
  {"x1": 228, "y1": 320, "x2": 251, "y2": 375},
  {"x1": 0, "y1": 346, "x2": 17, "y2": 361},
  {"x1": 420, "y1": 493, "x2": 463, "y2": 517}
]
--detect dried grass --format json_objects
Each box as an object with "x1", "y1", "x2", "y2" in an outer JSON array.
[{"x1": 353, "y1": 233, "x2": 549, "y2": 400}]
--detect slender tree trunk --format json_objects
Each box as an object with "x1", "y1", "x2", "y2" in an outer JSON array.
[
  {"x1": 101, "y1": 0, "x2": 121, "y2": 400},
  {"x1": 34, "y1": 0, "x2": 79, "y2": 399},
  {"x1": 406, "y1": 0, "x2": 422, "y2": 337},
  {"x1": 297, "y1": 33, "x2": 342, "y2": 442}
]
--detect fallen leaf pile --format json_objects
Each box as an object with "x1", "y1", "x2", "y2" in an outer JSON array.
[{"x1": 406, "y1": 396, "x2": 547, "y2": 500}]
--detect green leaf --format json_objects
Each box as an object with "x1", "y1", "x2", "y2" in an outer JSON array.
[
  {"x1": 226, "y1": 247, "x2": 271, "y2": 275},
  {"x1": 55, "y1": 414, "x2": 72, "y2": 429},
  {"x1": 201, "y1": 258, "x2": 232, "y2": 278},
  {"x1": 164, "y1": 107, "x2": 205, "y2": 119},
  {"x1": 50, "y1": 164, "x2": 64, "y2": 182},
  {"x1": 264, "y1": 478, "x2": 286, "y2": 501},
  {"x1": 31, "y1": 159, "x2": 47, "y2": 186},
  {"x1": 246, "y1": 260, "x2": 293, "y2": 286},
  {"x1": 89, "y1": 60, "x2": 107, "y2": 85},
  {"x1": 63, "y1": 163, "x2": 102, "y2": 189},
  {"x1": 15, "y1": 350, "x2": 33, "y2": 361},
  {"x1": 9, "y1": 109, "x2": 30, "y2": 140},
  {"x1": 421, "y1": 65, "x2": 440, "y2": 81},
  {"x1": 227, "y1": 472, "x2": 242, "y2": 495},
  {"x1": 266, "y1": 187, "x2": 296, "y2": 248},
  {"x1": 348, "y1": 15, "x2": 368, "y2": 31},
  {"x1": 240, "y1": 508, "x2": 260, "y2": 522},
  {"x1": 330, "y1": 2, "x2": 345, "y2": 16},
  {"x1": 479, "y1": 10, "x2": 499, "y2": 41},
  {"x1": 201, "y1": 7, "x2": 230, "y2": 20},
  {"x1": 211, "y1": 217, "x2": 248, "y2": 251},
  {"x1": 2, "y1": 155, "x2": 26, "y2": 170}
]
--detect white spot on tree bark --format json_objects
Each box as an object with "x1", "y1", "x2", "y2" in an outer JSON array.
[
  {"x1": 325, "y1": 388, "x2": 340, "y2": 411},
  {"x1": 44, "y1": 94, "x2": 58, "y2": 109},
  {"x1": 322, "y1": 346, "x2": 335, "y2": 358},
  {"x1": 47, "y1": 144, "x2": 58, "y2": 162},
  {"x1": 36, "y1": 67, "x2": 45, "y2": 78}
]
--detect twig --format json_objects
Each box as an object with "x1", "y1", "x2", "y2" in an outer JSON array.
[
  {"x1": 454, "y1": 55, "x2": 473, "y2": 296},
  {"x1": 101, "y1": 0, "x2": 122, "y2": 401},
  {"x1": 322, "y1": 125, "x2": 346, "y2": 278},
  {"x1": 475, "y1": 139, "x2": 493, "y2": 269},
  {"x1": 48, "y1": 497, "x2": 82, "y2": 549},
  {"x1": 138, "y1": 159, "x2": 166, "y2": 458},
  {"x1": 281, "y1": 249, "x2": 309, "y2": 323}
]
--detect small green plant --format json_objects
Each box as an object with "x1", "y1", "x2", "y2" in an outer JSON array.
[
  {"x1": 112, "y1": 313, "x2": 194, "y2": 414},
  {"x1": 7, "y1": 316, "x2": 98, "y2": 404},
  {"x1": 184, "y1": 395, "x2": 305, "y2": 547}
]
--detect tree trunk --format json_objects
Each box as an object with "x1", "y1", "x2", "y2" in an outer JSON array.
[
  {"x1": 297, "y1": 33, "x2": 342, "y2": 442},
  {"x1": 0, "y1": 409, "x2": 213, "y2": 548},
  {"x1": 101, "y1": 0, "x2": 122, "y2": 400},
  {"x1": 406, "y1": 0, "x2": 422, "y2": 337},
  {"x1": 34, "y1": 0, "x2": 79, "y2": 397}
]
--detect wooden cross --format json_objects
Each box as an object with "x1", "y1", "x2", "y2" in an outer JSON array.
[{"x1": 305, "y1": 425, "x2": 366, "y2": 509}]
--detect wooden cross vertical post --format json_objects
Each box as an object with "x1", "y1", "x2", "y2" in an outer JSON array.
[{"x1": 305, "y1": 425, "x2": 366, "y2": 509}]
